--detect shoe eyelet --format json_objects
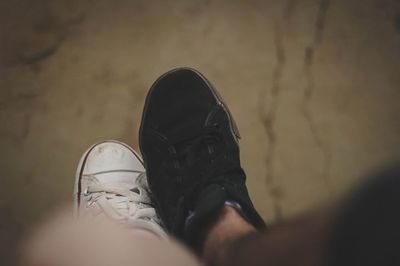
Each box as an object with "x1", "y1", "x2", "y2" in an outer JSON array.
[
  {"x1": 173, "y1": 160, "x2": 180, "y2": 169},
  {"x1": 83, "y1": 188, "x2": 89, "y2": 196},
  {"x1": 168, "y1": 146, "x2": 176, "y2": 155}
]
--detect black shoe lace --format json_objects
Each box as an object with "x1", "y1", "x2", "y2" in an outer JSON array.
[{"x1": 168, "y1": 124, "x2": 241, "y2": 202}]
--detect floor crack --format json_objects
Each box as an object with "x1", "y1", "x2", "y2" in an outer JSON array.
[
  {"x1": 302, "y1": 0, "x2": 332, "y2": 194},
  {"x1": 258, "y1": 0, "x2": 294, "y2": 221}
]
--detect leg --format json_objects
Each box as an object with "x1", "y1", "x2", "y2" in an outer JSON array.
[
  {"x1": 211, "y1": 206, "x2": 334, "y2": 266},
  {"x1": 202, "y1": 206, "x2": 256, "y2": 263},
  {"x1": 21, "y1": 208, "x2": 200, "y2": 266},
  {"x1": 209, "y1": 166, "x2": 400, "y2": 266},
  {"x1": 21, "y1": 140, "x2": 200, "y2": 266}
]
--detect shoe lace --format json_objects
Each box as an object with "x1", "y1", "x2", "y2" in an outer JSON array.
[
  {"x1": 83, "y1": 172, "x2": 161, "y2": 225},
  {"x1": 169, "y1": 124, "x2": 241, "y2": 199}
]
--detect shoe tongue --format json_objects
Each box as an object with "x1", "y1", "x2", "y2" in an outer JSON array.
[{"x1": 93, "y1": 171, "x2": 141, "y2": 186}]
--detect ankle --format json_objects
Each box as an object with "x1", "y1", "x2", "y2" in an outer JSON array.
[
  {"x1": 202, "y1": 206, "x2": 255, "y2": 262},
  {"x1": 206, "y1": 206, "x2": 256, "y2": 243}
]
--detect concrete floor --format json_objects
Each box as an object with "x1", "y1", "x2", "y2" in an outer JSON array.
[{"x1": 1, "y1": 0, "x2": 400, "y2": 264}]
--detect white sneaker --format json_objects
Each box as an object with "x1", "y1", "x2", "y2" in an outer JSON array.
[{"x1": 74, "y1": 140, "x2": 166, "y2": 238}]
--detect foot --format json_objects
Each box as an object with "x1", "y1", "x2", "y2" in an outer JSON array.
[
  {"x1": 139, "y1": 68, "x2": 265, "y2": 248},
  {"x1": 74, "y1": 140, "x2": 166, "y2": 238}
]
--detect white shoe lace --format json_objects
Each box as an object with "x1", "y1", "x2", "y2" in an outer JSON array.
[{"x1": 82, "y1": 172, "x2": 164, "y2": 235}]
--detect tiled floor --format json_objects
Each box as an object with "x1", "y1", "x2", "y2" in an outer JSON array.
[{"x1": 1, "y1": 0, "x2": 400, "y2": 264}]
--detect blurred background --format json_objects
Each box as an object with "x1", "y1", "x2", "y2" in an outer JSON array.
[{"x1": 1, "y1": 0, "x2": 400, "y2": 265}]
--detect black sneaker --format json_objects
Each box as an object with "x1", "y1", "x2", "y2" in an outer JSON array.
[{"x1": 139, "y1": 68, "x2": 265, "y2": 249}]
